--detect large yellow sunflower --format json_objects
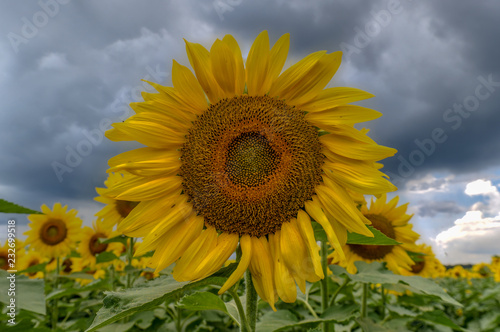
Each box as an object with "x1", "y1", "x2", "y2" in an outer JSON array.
[
  {"x1": 77, "y1": 220, "x2": 123, "y2": 268},
  {"x1": 329, "y1": 194, "x2": 419, "y2": 274},
  {"x1": 95, "y1": 172, "x2": 139, "y2": 229},
  {"x1": 104, "y1": 31, "x2": 397, "y2": 308},
  {"x1": 25, "y1": 203, "x2": 82, "y2": 258},
  {"x1": 399, "y1": 243, "x2": 441, "y2": 278}
]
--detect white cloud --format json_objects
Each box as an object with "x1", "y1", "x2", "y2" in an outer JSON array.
[
  {"x1": 465, "y1": 179, "x2": 497, "y2": 196},
  {"x1": 433, "y1": 179, "x2": 500, "y2": 264}
]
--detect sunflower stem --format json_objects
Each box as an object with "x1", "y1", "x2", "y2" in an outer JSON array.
[
  {"x1": 329, "y1": 277, "x2": 349, "y2": 307},
  {"x1": 229, "y1": 288, "x2": 251, "y2": 332},
  {"x1": 245, "y1": 270, "x2": 258, "y2": 332},
  {"x1": 361, "y1": 283, "x2": 368, "y2": 318},
  {"x1": 52, "y1": 257, "x2": 60, "y2": 330},
  {"x1": 320, "y1": 241, "x2": 330, "y2": 332},
  {"x1": 380, "y1": 285, "x2": 386, "y2": 319},
  {"x1": 126, "y1": 237, "x2": 135, "y2": 288}
]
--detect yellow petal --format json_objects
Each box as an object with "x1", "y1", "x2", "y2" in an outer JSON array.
[
  {"x1": 117, "y1": 194, "x2": 185, "y2": 237},
  {"x1": 105, "y1": 127, "x2": 133, "y2": 142},
  {"x1": 172, "y1": 60, "x2": 208, "y2": 113},
  {"x1": 269, "y1": 50, "x2": 326, "y2": 99},
  {"x1": 191, "y1": 232, "x2": 239, "y2": 280},
  {"x1": 305, "y1": 198, "x2": 346, "y2": 261},
  {"x1": 280, "y1": 219, "x2": 321, "y2": 282},
  {"x1": 300, "y1": 87, "x2": 375, "y2": 112},
  {"x1": 112, "y1": 119, "x2": 185, "y2": 149},
  {"x1": 222, "y1": 35, "x2": 245, "y2": 95},
  {"x1": 173, "y1": 226, "x2": 218, "y2": 281},
  {"x1": 269, "y1": 232, "x2": 297, "y2": 303},
  {"x1": 104, "y1": 174, "x2": 183, "y2": 201},
  {"x1": 322, "y1": 160, "x2": 397, "y2": 195},
  {"x1": 246, "y1": 31, "x2": 270, "y2": 96},
  {"x1": 140, "y1": 202, "x2": 194, "y2": 252},
  {"x1": 305, "y1": 105, "x2": 382, "y2": 127},
  {"x1": 315, "y1": 180, "x2": 373, "y2": 237},
  {"x1": 296, "y1": 210, "x2": 324, "y2": 279},
  {"x1": 185, "y1": 40, "x2": 225, "y2": 103},
  {"x1": 320, "y1": 131, "x2": 397, "y2": 161},
  {"x1": 219, "y1": 234, "x2": 252, "y2": 294},
  {"x1": 107, "y1": 147, "x2": 181, "y2": 177},
  {"x1": 267, "y1": 33, "x2": 290, "y2": 86},
  {"x1": 284, "y1": 51, "x2": 343, "y2": 106},
  {"x1": 210, "y1": 39, "x2": 238, "y2": 97},
  {"x1": 249, "y1": 236, "x2": 276, "y2": 310}
]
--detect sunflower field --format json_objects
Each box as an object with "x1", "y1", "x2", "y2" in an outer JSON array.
[{"x1": 2, "y1": 31, "x2": 500, "y2": 332}]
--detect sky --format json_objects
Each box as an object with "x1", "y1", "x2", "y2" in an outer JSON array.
[{"x1": 1, "y1": 0, "x2": 499, "y2": 265}]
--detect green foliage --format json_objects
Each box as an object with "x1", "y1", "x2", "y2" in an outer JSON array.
[
  {"x1": 313, "y1": 223, "x2": 401, "y2": 245},
  {"x1": 0, "y1": 269, "x2": 46, "y2": 315},
  {"x1": 0, "y1": 198, "x2": 41, "y2": 214},
  {"x1": 330, "y1": 261, "x2": 461, "y2": 306}
]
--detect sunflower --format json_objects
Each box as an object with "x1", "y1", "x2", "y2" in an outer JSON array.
[
  {"x1": 471, "y1": 262, "x2": 491, "y2": 278},
  {"x1": 25, "y1": 203, "x2": 82, "y2": 258},
  {"x1": 446, "y1": 265, "x2": 469, "y2": 279},
  {"x1": 77, "y1": 220, "x2": 123, "y2": 268},
  {"x1": 329, "y1": 194, "x2": 419, "y2": 274},
  {"x1": 18, "y1": 250, "x2": 46, "y2": 279},
  {"x1": 104, "y1": 31, "x2": 397, "y2": 308},
  {"x1": 399, "y1": 243, "x2": 441, "y2": 278},
  {"x1": 95, "y1": 172, "x2": 140, "y2": 229}
]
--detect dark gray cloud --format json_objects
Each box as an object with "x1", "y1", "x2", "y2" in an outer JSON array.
[{"x1": 416, "y1": 200, "x2": 467, "y2": 218}]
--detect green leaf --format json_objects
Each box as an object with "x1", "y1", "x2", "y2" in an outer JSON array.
[
  {"x1": 100, "y1": 235, "x2": 129, "y2": 246},
  {"x1": 385, "y1": 304, "x2": 418, "y2": 317},
  {"x1": 177, "y1": 291, "x2": 240, "y2": 325},
  {"x1": 256, "y1": 304, "x2": 358, "y2": 332},
  {"x1": 0, "y1": 269, "x2": 46, "y2": 315},
  {"x1": 356, "y1": 318, "x2": 393, "y2": 331},
  {"x1": 329, "y1": 261, "x2": 462, "y2": 307},
  {"x1": 0, "y1": 199, "x2": 42, "y2": 214},
  {"x1": 46, "y1": 279, "x2": 112, "y2": 300},
  {"x1": 347, "y1": 225, "x2": 401, "y2": 245},
  {"x1": 17, "y1": 262, "x2": 47, "y2": 274},
  {"x1": 96, "y1": 251, "x2": 119, "y2": 264},
  {"x1": 85, "y1": 266, "x2": 236, "y2": 332},
  {"x1": 416, "y1": 311, "x2": 465, "y2": 331}
]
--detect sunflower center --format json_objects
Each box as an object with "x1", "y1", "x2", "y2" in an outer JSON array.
[
  {"x1": 411, "y1": 258, "x2": 425, "y2": 274},
  {"x1": 116, "y1": 200, "x2": 139, "y2": 218},
  {"x1": 89, "y1": 233, "x2": 109, "y2": 256},
  {"x1": 226, "y1": 132, "x2": 279, "y2": 187},
  {"x1": 62, "y1": 258, "x2": 72, "y2": 273},
  {"x1": 40, "y1": 219, "x2": 68, "y2": 246},
  {"x1": 349, "y1": 214, "x2": 396, "y2": 260},
  {"x1": 181, "y1": 95, "x2": 323, "y2": 237},
  {"x1": 0, "y1": 255, "x2": 7, "y2": 270},
  {"x1": 28, "y1": 258, "x2": 40, "y2": 276}
]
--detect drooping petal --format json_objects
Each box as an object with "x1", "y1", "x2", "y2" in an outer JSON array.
[
  {"x1": 219, "y1": 234, "x2": 252, "y2": 294},
  {"x1": 269, "y1": 232, "x2": 297, "y2": 303},
  {"x1": 173, "y1": 226, "x2": 218, "y2": 281},
  {"x1": 249, "y1": 236, "x2": 276, "y2": 310},
  {"x1": 296, "y1": 210, "x2": 324, "y2": 279}
]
